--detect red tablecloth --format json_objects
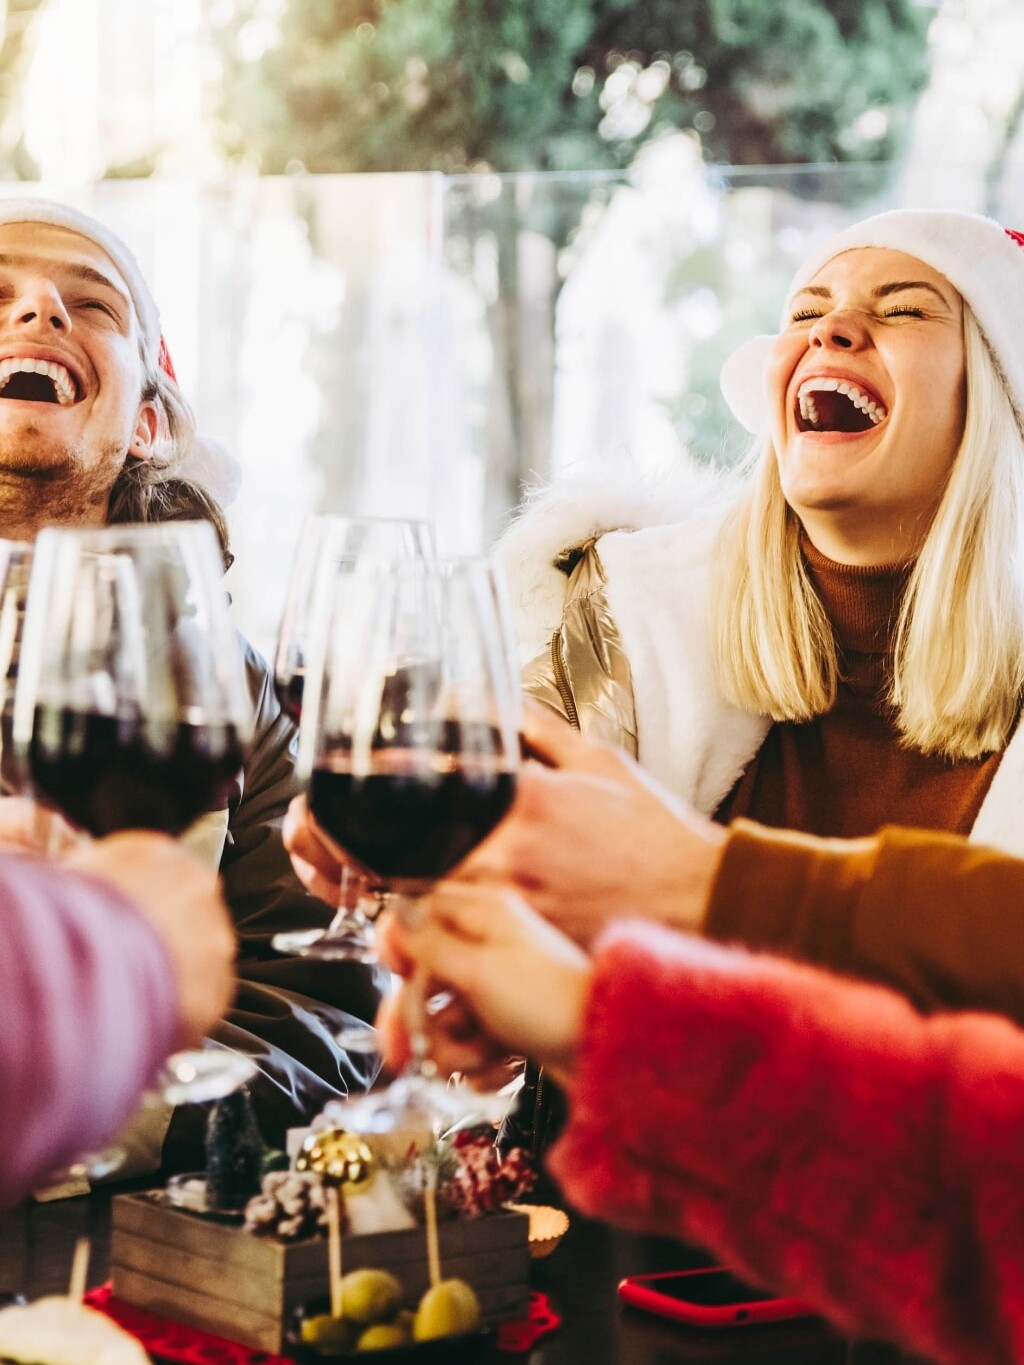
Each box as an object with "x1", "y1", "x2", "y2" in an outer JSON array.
[{"x1": 85, "y1": 1284, "x2": 560, "y2": 1362}]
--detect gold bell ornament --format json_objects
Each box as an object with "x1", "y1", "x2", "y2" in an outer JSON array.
[{"x1": 296, "y1": 1128, "x2": 415, "y2": 1235}]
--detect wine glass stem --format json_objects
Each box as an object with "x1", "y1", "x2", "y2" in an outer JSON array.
[
  {"x1": 326, "y1": 866, "x2": 369, "y2": 934},
  {"x1": 405, "y1": 966, "x2": 437, "y2": 1081}
]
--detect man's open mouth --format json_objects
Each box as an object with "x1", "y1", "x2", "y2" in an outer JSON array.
[
  {"x1": 0, "y1": 358, "x2": 77, "y2": 406},
  {"x1": 795, "y1": 377, "x2": 887, "y2": 434}
]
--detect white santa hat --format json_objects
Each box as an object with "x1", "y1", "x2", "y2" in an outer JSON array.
[
  {"x1": 720, "y1": 209, "x2": 1024, "y2": 436},
  {"x1": 0, "y1": 198, "x2": 241, "y2": 505}
]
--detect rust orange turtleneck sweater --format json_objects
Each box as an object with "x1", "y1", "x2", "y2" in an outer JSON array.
[{"x1": 715, "y1": 538, "x2": 1004, "y2": 838}]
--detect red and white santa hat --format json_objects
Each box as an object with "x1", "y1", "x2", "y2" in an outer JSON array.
[
  {"x1": 0, "y1": 197, "x2": 240, "y2": 504},
  {"x1": 721, "y1": 208, "x2": 1024, "y2": 436}
]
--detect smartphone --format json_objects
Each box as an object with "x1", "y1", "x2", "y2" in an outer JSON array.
[{"x1": 617, "y1": 1266, "x2": 815, "y2": 1328}]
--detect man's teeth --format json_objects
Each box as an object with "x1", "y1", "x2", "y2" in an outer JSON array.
[
  {"x1": 797, "y1": 377, "x2": 886, "y2": 428},
  {"x1": 0, "y1": 357, "x2": 76, "y2": 405}
]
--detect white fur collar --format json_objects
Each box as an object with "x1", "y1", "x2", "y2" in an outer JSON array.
[{"x1": 494, "y1": 460, "x2": 739, "y2": 659}]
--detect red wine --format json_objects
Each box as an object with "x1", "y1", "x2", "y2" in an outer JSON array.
[
  {"x1": 29, "y1": 706, "x2": 246, "y2": 837},
  {"x1": 0, "y1": 698, "x2": 23, "y2": 794},
  {"x1": 309, "y1": 763, "x2": 516, "y2": 883},
  {"x1": 275, "y1": 669, "x2": 304, "y2": 724}
]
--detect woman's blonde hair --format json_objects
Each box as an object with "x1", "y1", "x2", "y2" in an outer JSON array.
[{"x1": 711, "y1": 305, "x2": 1024, "y2": 760}]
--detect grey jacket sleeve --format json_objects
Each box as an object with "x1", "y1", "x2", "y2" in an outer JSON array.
[{"x1": 163, "y1": 638, "x2": 385, "y2": 1166}]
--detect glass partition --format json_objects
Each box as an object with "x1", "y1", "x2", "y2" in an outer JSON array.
[{"x1": 1, "y1": 159, "x2": 1016, "y2": 655}]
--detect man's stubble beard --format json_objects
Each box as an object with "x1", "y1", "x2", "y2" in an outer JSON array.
[{"x1": 0, "y1": 432, "x2": 126, "y2": 536}]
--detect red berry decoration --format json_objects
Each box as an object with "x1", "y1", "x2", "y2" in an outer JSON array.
[{"x1": 445, "y1": 1134, "x2": 537, "y2": 1219}]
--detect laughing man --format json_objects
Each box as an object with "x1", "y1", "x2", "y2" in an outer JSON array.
[{"x1": 0, "y1": 199, "x2": 382, "y2": 1173}]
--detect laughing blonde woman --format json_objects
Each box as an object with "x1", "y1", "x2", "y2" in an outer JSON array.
[{"x1": 501, "y1": 211, "x2": 1024, "y2": 851}]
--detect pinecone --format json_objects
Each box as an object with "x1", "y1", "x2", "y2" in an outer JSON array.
[{"x1": 242, "y1": 1170, "x2": 338, "y2": 1241}]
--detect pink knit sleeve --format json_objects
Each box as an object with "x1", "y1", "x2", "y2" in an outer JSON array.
[
  {"x1": 0, "y1": 855, "x2": 179, "y2": 1205},
  {"x1": 547, "y1": 923, "x2": 1024, "y2": 1365}
]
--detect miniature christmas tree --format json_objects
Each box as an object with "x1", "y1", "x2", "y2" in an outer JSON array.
[{"x1": 204, "y1": 1086, "x2": 265, "y2": 1211}]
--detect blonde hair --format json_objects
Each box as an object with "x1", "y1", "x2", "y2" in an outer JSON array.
[{"x1": 711, "y1": 306, "x2": 1024, "y2": 760}]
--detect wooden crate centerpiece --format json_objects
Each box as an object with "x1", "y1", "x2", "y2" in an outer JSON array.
[{"x1": 110, "y1": 1192, "x2": 530, "y2": 1354}]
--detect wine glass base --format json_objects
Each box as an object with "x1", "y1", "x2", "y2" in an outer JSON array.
[
  {"x1": 155, "y1": 1049, "x2": 258, "y2": 1106},
  {"x1": 271, "y1": 925, "x2": 377, "y2": 962},
  {"x1": 37, "y1": 1144, "x2": 127, "y2": 1191}
]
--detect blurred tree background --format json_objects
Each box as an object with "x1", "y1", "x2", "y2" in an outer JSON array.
[
  {"x1": 209, "y1": 0, "x2": 934, "y2": 510},
  {"x1": 0, "y1": 0, "x2": 48, "y2": 176},
  {"x1": 213, "y1": 0, "x2": 932, "y2": 174}
]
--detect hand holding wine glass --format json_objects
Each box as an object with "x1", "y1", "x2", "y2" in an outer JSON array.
[
  {"x1": 297, "y1": 554, "x2": 522, "y2": 1132},
  {"x1": 374, "y1": 881, "x2": 590, "y2": 1093},
  {"x1": 13, "y1": 521, "x2": 257, "y2": 1104},
  {"x1": 272, "y1": 514, "x2": 435, "y2": 963}
]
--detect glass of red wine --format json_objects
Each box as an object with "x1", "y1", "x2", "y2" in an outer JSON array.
[
  {"x1": 0, "y1": 541, "x2": 35, "y2": 796},
  {"x1": 12, "y1": 520, "x2": 258, "y2": 1104},
  {"x1": 272, "y1": 514, "x2": 436, "y2": 966},
  {"x1": 297, "y1": 553, "x2": 521, "y2": 1133}
]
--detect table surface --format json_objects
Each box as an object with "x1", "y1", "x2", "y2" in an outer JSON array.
[{"x1": 0, "y1": 1188, "x2": 912, "y2": 1365}]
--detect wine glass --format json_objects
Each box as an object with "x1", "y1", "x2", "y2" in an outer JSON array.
[
  {"x1": 12, "y1": 521, "x2": 256, "y2": 1104},
  {"x1": 272, "y1": 514, "x2": 436, "y2": 965},
  {"x1": 0, "y1": 541, "x2": 34, "y2": 796},
  {"x1": 297, "y1": 554, "x2": 521, "y2": 1133}
]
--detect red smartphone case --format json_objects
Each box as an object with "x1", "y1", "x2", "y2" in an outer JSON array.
[{"x1": 617, "y1": 1267, "x2": 814, "y2": 1328}]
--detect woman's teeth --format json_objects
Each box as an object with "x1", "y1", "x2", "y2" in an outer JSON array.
[{"x1": 797, "y1": 376, "x2": 884, "y2": 428}]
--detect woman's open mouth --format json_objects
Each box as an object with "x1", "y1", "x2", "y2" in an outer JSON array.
[{"x1": 794, "y1": 377, "x2": 887, "y2": 434}]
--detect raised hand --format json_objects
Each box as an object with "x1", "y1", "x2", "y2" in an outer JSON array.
[
  {"x1": 375, "y1": 880, "x2": 589, "y2": 1089},
  {"x1": 455, "y1": 703, "x2": 727, "y2": 946}
]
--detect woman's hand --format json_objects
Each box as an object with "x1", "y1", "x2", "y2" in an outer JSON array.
[
  {"x1": 375, "y1": 881, "x2": 590, "y2": 1088},
  {"x1": 455, "y1": 703, "x2": 728, "y2": 947}
]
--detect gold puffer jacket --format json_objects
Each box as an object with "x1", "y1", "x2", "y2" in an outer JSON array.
[
  {"x1": 520, "y1": 538, "x2": 638, "y2": 756},
  {"x1": 508, "y1": 537, "x2": 639, "y2": 1157}
]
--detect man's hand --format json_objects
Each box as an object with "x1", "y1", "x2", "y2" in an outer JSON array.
[
  {"x1": 455, "y1": 704, "x2": 728, "y2": 946},
  {"x1": 376, "y1": 882, "x2": 590, "y2": 1089},
  {"x1": 0, "y1": 796, "x2": 85, "y2": 858},
  {"x1": 63, "y1": 832, "x2": 236, "y2": 1049},
  {"x1": 283, "y1": 793, "x2": 354, "y2": 905}
]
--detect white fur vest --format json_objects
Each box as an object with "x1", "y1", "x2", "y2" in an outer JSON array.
[{"x1": 495, "y1": 465, "x2": 1024, "y2": 854}]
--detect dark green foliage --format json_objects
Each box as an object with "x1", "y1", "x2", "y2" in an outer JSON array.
[
  {"x1": 212, "y1": 0, "x2": 931, "y2": 173},
  {"x1": 577, "y1": 0, "x2": 933, "y2": 167},
  {"x1": 204, "y1": 1087, "x2": 266, "y2": 1211}
]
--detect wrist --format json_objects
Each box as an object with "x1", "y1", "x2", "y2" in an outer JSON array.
[
  {"x1": 539, "y1": 961, "x2": 590, "y2": 1088},
  {"x1": 662, "y1": 817, "x2": 727, "y2": 934}
]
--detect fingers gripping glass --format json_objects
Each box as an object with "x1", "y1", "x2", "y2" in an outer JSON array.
[
  {"x1": 297, "y1": 556, "x2": 522, "y2": 1132},
  {"x1": 12, "y1": 522, "x2": 256, "y2": 1105},
  {"x1": 272, "y1": 514, "x2": 436, "y2": 968}
]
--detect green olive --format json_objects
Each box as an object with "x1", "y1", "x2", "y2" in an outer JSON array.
[
  {"x1": 299, "y1": 1311, "x2": 357, "y2": 1352},
  {"x1": 355, "y1": 1320, "x2": 412, "y2": 1351},
  {"x1": 413, "y1": 1278, "x2": 482, "y2": 1341},
  {"x1": 340, "y1": 1268, "x2": 403, "y2": 1325}
]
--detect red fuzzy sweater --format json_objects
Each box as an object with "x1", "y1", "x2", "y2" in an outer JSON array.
[{"x1": 547, "y1": 924, "x2": 1024, "y2": 1365}]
